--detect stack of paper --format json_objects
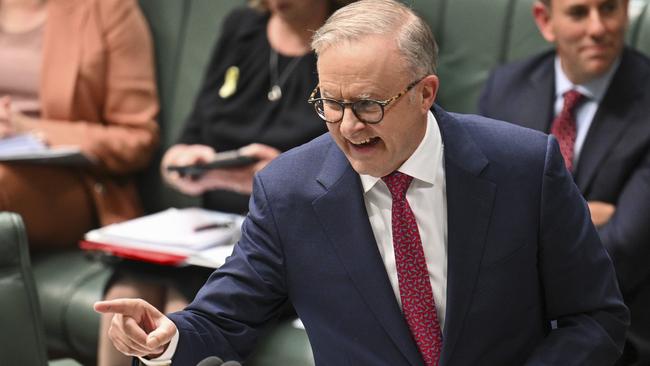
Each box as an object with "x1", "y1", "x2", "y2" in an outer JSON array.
[
  {"x1": 81, "y1": 208, "x2": 245, "y2": 268},
  {"x1": 0, "y1": 134, "x2": 47, "y2": 154}
]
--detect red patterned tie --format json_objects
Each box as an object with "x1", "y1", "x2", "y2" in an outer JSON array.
[
  {"x1": 382, "y1": 171, "x2": 442, "y2": 366},
  {"x1": 550, "y1": 90, "x2": 584, "y2": 172}
]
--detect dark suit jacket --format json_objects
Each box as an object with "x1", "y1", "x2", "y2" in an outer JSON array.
[
  {"x1": 168, "y1": 106, "x2": 628, "y2": 365},
  {"x1": 478, "y1": 48, "x2": 650, "y2": 363}
]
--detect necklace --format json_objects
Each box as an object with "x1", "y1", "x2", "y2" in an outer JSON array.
[{"x1": 268, "y1": 48, "x2": 303, "y2": 102}]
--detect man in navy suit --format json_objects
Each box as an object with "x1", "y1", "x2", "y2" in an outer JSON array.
[
  {"x1": 96, "y1": 0, "x2": 628, "y2": 365},
  {"x1": 478, "y1": 0, "x2": 650, "y2": 363}
]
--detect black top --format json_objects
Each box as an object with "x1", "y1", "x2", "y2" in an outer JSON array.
[{"x1": 179, "y1": 7, "x2": 326, "y2": 213}]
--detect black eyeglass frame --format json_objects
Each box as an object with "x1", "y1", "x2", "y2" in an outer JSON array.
[{"x1": 307, "y1": 77, "x2": 426, "y2": 124}]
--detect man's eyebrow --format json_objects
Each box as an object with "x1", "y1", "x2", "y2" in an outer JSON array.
[
  {"x1": 320, "y1": 89, "x2": 375, "y2": 100},
  {"x1": 325, "y1": 93, "x2": 375, "y2": 100}
]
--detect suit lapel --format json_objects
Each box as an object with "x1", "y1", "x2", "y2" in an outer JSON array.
[
  {"x1": 434, "y1": 107, "x2": 496, "y2": 365},
  {"x1": 41, "y1": 0, "x2": 83, "y2": 119},
  {"x1": 574, "y1": 50, "x2": 643, "y2": 192},
  {"x1": 312, "y1": 141, "x2": 423, "y2": 366}
]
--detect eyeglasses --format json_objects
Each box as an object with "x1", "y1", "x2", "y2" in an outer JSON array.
[{"x1": 307, "y1": 77, "x2": 425, "y2": 124}]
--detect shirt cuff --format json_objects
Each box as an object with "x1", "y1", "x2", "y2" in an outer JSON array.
[{"x1": 137, "y1": 329, "x2": 179, "y2": 366}]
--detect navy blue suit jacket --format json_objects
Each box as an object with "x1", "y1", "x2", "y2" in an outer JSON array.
[
  {"x1": 169, "y1": 106, "x2": 628, "y2": 365},
  {"x1": 479, "y1": 48, "x2": 650, "y2": 363}
]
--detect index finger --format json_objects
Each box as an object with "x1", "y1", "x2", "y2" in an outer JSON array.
[{"x1": 94, "y1": 299, "x2": 146, "y2": 317}]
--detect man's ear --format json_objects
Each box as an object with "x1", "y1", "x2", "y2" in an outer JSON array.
[
  {"x1": 419, "y1": 74, "x2": 439, "y2": 112},
  {"x1": 533, "y1": 1, "x2": 556, "y2": 43}
]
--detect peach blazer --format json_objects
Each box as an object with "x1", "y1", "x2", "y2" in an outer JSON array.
[{"x1": 39, "y1": 0, "x2": 159, "y2": 225}]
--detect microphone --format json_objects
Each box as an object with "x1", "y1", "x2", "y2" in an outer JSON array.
[
  {"x1": 196, "y1": 356, "x2": 224, "y2": 366},
  {"x1": 196, "y1": 356, "x2": 242, "y2": 366}
]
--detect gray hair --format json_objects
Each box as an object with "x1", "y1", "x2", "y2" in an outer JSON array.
[
  {"x1": 311, "y1": 0, "x2": 438, "y2": 77},
  {"x1": 248, "y1": 0, "x2": 356, "y2": 13}
]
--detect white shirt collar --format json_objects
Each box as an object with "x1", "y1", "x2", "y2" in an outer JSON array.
[
  {"x1": 359, "y1": 110, "x2": 441, "y2": 193},
  {"x1": 554, "y1": 56, "x2": 620, "y2": 102}
]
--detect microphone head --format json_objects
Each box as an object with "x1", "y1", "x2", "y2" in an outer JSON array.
[
  {"x1": 221, "y1": 362, "x2": 242, "y2": 366},
  {"x1": 196, "y1": 356, "x2": 224, "y2": 366}
]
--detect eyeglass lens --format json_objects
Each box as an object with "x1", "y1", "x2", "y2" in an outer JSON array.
[{"x1": 314, "y1": 99, "x2": 384, "y2": 124}]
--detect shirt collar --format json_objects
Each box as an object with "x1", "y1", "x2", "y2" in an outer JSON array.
[
  {"x1": 554, "y1": 55, "x2": 620, "y2": 102},
  {"x1": 359, "y1": 110, "x2": 441, "y2": 193}
]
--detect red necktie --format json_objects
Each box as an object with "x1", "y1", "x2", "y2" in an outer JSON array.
[
  {"x1": 382, "y1": 171, "x2": 442, "y2": 366},
  {"x1": 550, "y1": 90, "x2": 584, "y2": 172}
]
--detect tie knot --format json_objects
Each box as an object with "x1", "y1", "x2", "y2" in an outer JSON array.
[
  {"x1": 563, "y1": 89, "x2": 584, "y2": 113},
  {"x1": 382, "y1": 171, "x2": 413, "y2": 199}
]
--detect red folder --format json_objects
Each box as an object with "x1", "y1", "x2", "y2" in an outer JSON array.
[{"x1": 80, "y1": 240, "x2": 187, "y2": 266}]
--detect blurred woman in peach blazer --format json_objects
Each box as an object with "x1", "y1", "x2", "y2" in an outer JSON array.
[{"x1": 0, "y1": 0, "x2": 159, "y2": 250}]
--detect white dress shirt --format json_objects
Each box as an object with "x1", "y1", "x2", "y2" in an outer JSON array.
[
  {"x1": 553, "y1": 56, "x2": 619, "y2": 167},
  {"x1": 359, "y1": 110, "x2": 448, "y2": 329},
  {"x1": 139, "y1": 329, "x2": 178, "y2": 365},
  {"x1": 143, "y1": 111, "x2": 448, "y2": 363}
]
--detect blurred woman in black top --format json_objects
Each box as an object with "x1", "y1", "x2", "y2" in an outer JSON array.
[{"x1": 162, "y1": 0, "x2": 353, "y2": 214}]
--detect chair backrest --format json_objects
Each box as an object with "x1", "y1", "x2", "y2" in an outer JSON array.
[
  {"x1": 632, "y1": 0, "x2": 650, "y2": 55},
  {"x1": 0, "y1": 212, "x2": 48, "y2": 366},
  {"x1": 137, "y1": 0, "x2": 243, "y2": 213}
]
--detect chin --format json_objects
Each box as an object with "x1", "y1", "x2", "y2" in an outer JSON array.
[
  {"x1": 349, "y1": 161, "x2": 378, "y2": 177},
  {"x1": 351, "y1": 162, "x2": 393, "y2": 178},
  {"x1": 584, "y1": 61, "x2": 614, "y2": 79}
]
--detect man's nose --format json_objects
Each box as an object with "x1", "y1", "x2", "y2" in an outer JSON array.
[
  {"x1": 587, "y1": 10, "x2": 607, "y2": 38},
  {"x1": 339, "y1": 106, "x2": 366, "y2": 136}
]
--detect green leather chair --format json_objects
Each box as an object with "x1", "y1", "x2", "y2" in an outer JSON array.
[
  {"x1": 0, "y1": 212, "x2": 49, "y2": 366},
  {"x1": 0, "y1": 212, "x2": 82, "y2": 366},
  {"x1": 32, "y1": 251, "x2": 110, "y2": 364}
]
